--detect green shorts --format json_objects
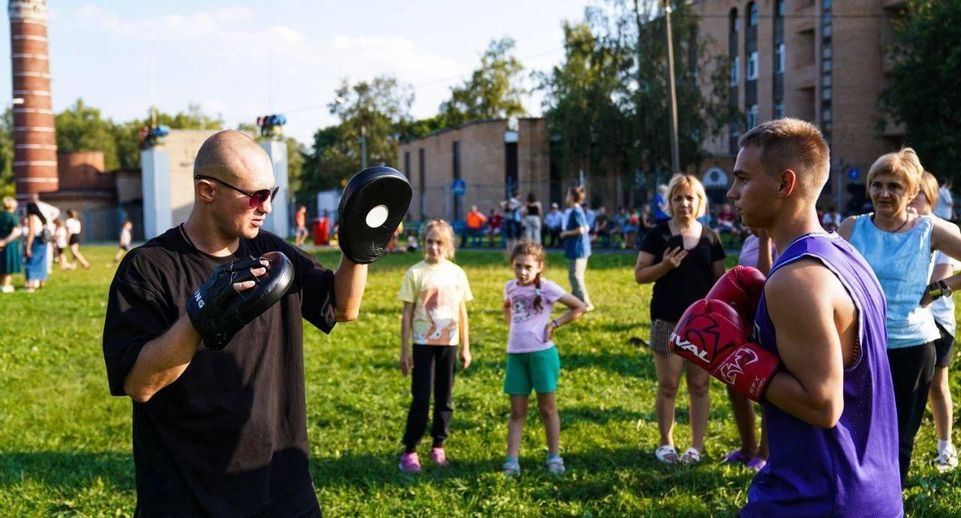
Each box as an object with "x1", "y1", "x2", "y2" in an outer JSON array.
[{"x1": 503, "y1": 346, "x2": 561, "y2": 395}]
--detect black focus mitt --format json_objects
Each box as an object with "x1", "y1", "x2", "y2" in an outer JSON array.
[
  {"x1": 186, "y1": 251, "x2": 294, "y2": 350},
  {"x1": 338, "y1": 166, "x2": 412, "y2": 264}
]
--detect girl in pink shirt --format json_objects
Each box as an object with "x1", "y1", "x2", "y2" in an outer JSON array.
[{"x1": 501, "y1": 241, "x2": 586, "y2": 476}]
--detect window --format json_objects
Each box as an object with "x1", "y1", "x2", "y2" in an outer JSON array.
[
  {"x1": 777, "y1": 0, "x2": 785, "y2": 17},
  {"x1": 822, "y1": 107, "x2": 832, "y2": 122},
  {"x1": 822, "y1": 87, "x2": 832, "y2": 100},
  {"x1": 822, "y1": 74, "x2": 832, "y2": 87},
  {"x1": 747, "y1": 104, "x2": 759, "y2": 129},
  {"x1": 748, "y1": 2, "x2": 758, "y2": 27},
  {"x1": 822, "y1": 46, "x2": 832, "y2": 60},
  {"x1": 731, "y1": 56, "x2": 740, "y2": 85},
  {"x1": 822, "y1": 58, "x2": 832, "y2": 73},
  {"x1": 730, "y1": 8, "x2": 739, "y2": 34},
  {"x1": 775, "y1": 43, "x2": 785, "y2": 74},
  {"x1": 774, "y1": 102, "x2": 785, "y2": 119},
  {"x1": 747, "y1": 51, "x2": 759, "y2": 80}
]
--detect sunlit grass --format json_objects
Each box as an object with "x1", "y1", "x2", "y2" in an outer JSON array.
[{"x1": 0, "y1": 246, "x2": 958, "y2": 516}]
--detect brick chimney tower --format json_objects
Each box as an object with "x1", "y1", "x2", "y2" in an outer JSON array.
[{"x1": 8, "y1": 0, "x2": 57, "y2": 199}]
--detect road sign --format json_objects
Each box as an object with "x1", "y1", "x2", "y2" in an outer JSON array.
[{"x1": 452, "y1": 179, "x2": 466, "y2": 196}]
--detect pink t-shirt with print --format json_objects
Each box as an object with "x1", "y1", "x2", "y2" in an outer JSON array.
[{"x1": 504, "y1": 278, "x2": 566, "y2": 353}]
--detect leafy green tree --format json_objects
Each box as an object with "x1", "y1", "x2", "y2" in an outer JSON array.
[
  {"x1": 0, "y1": 108, "x2": 13, "y2": 197},
  {"x1": 55, "y1": 98, "x2": 120, "y2": 170},
  {"x1": 882, "y1": 0, "x2": 961, "y2": 179},
  {"x1": 299, "y1": 75, "x2": 413, "y2": 193},
  {"x1": 441, "y1": 37, "x2": 528, "y2": 126},
  {"x1": 540, "y1": 19, "x2": 629, "y2": 178},
  {"x1": 542, "y1": 2, "x2": 736, "y2": 190},
  {"x1": 112, "y1": 105, "x2": 224, "y2": 170}
]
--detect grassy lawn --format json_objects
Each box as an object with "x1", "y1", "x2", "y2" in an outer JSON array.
[{"x1": 1, "y1": 245, "x2": 960, "y2": 516}]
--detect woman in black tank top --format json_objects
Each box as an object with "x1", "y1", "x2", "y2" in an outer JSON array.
[{"x1": 523, "y1": 192, "x2": 543, "y2": 243}]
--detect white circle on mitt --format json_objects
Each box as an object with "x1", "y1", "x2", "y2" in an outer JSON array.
[{"x1": 366, "y1": 205, "x2": 389, "y2": 228}]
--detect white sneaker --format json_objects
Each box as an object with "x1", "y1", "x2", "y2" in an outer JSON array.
[
  {"x1": 935, "y1": 445, "x2": 958, "y2": 473},
  {"x1": 0, "y1": 285, "x2": 13, "y2": 293}
]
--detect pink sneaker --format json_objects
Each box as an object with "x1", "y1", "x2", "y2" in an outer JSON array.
[
  {"x1": 398, "y1": 452, "x2": 421, "y2": 473},
  {"x1": 429, "y1": 447, "x2": 449, "y2": 466}
]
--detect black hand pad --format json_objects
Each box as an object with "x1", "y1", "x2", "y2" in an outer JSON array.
[
  {"x1": 186, "y1": 251, "x2": 294, "y2": 350},
  {"x1": 338, "y1": 166, "x2": 412, "y2": 264}
]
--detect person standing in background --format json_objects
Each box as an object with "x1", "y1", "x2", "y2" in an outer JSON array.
[
  {"x1": 0, "y1": 197, "x2": 23, "y2": 293},
  {"x1": 294, "y1": 205, "x2": 309, "y2": 247},
  {"x1": 560, "y1": 186, "x2": 594, "y2": 312},
  {"x1": 65, "y1": 209, "x2": 91, "y2": 269},
  {"x1": 935, "y1": 176, "x2": 954, "y2": 222},
  {"x1": 522, "y1": 192, "x2": 543, "y2": 245}
]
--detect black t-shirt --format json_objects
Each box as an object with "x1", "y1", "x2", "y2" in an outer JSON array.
[
  {"x1": 102, "y1": 226, "x2": 336, "y2": 516},
  {"x1": 640, "y1": 222, "x2": 725, "y2": 322}
]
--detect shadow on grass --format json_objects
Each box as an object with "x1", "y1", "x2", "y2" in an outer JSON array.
[
  {"x1": 0, "y1": 450, "x2": 134, "y2": 490},
  {"x1": 310, "y1": 445, "x2": 748, "y2": 514},
  {"x1": 560, "y1": 404, "x2": 645, "y2": 425},
  {"x1": 562, "y1": 350, "x2": 650, "y2": 379}
]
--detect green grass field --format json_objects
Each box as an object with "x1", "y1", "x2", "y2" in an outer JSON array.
[{"x1": 1, "y1": 245, "x2": 960, "y2": 516}]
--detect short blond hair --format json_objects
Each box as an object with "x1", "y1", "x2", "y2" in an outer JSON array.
[
  {"x1": 666, "y1": 174, "x2": 708, "y2": 219},
  {"x1": 2, "y1": 196, "x2": 16, "y2": 212},
  {"x1": 866, "y1": 148, "x2": 923, "y2": 197},
  {"x1": 739, "y1": 118, "x2": 830, "y2": 197},
  {"x1": 918, "y1": 170, "x2": 939, "y2": 209},
  {"x1": 423, "y1": 219, "x2": 456, "y2": 260}
]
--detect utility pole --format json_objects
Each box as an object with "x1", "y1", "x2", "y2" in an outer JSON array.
[
  {"x1": 360, "y1": 124, "x2": 368, "y2": 169},
  {"x1": 664, "y1": 0, "x2": 681, "y2": 175}
]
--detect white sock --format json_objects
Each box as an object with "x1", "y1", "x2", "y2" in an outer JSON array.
[{"x1": 938, "y1": 439, "x2": 952, "y2": 453}]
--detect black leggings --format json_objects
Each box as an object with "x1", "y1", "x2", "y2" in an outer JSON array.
[
  {"x1": 887, "y1": 342, "x2": 936, "y2": 487},
  {"x1": 402, "y1": 344, "x2": 457, "y2": 451}
]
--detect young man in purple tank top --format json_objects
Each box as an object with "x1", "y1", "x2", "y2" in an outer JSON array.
[{"x1": 671, "y1": 118, "x2": 902, "y2": 516}]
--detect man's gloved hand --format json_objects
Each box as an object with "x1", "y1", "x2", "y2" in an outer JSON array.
[
  {"x1": 706, "y1": 265, "x2": 766, "y2": 323},
  {"x1": 670, "y1": 298, "x2": 780, "y2": 401},
  {"x1": 186, "y1": 251, "x2": 294, "y2": 350},
  {"x1": 338, "y1": 166, "x2": 412, "y2": 264}
]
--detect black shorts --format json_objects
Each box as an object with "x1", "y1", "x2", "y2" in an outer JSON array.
[
  {"x1": 934, "y1": 321, "x2": 955, "y2": 368},
  {"x1": 68, "y1": 234, "x2": 79, "y2": 246}
]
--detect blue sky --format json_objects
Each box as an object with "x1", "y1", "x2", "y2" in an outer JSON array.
[{"x1": 1, "y1": 0, "x2": 594, "y2": 144}]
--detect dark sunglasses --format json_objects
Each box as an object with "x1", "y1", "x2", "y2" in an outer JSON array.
[{"x1": 195, "y1": 175, "x2": 279, "y2": 208}]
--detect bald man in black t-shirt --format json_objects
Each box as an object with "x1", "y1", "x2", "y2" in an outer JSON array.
[{"x1": 103, "y1": 131, "x2": 368, "y2": 517}]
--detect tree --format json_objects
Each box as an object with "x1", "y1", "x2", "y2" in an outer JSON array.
[
  {"x1": 112, "y1": 104, "x2": 223, "y2": 170},
  {"x1": 540, "y1": 19, "x2": 629, "y2": 179},
  {"x1": 882, "y1": 0, "x2": 961, "y2": 179},
  {"x1": 541, "y1": 2, "x2": 736, "y2": 194},
  {"x1": 299, "y1": 75, "x2": 413, "y2": 193},
  {"x1": 55, "y1": 98, "x2": 120, "y2": 170},
  {"x1": 440, "y1": 37, "x2": 528, "y2": 126},
  {"x1": 0, "y1": 109, "x2": 13, "y2": 197}
]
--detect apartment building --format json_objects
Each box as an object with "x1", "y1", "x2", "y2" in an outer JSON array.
[{"x1": 693, "y1": 0, "x2": 908, "y2": 212}]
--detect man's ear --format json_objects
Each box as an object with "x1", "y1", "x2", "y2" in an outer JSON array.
[
  {"x1": 195, "y1": 180, "x2": 216, "y2": 203},
  {"x1": 778, "y1": 170, "x2": 797, "y2": 198}
]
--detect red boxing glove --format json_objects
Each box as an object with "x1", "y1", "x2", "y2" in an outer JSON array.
[
  {"x1": 670, "y1": 299, "x2": 780, "y2": 401},
  {"x1": 706, "y1": 266, "x2": 766, "y2": 323}
]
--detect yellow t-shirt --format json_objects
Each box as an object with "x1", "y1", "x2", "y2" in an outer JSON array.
[{"x1": 398, "y1": 259, "x2": 473, "y2": 345}]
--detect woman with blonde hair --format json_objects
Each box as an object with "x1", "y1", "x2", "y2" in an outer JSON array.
[
  {"x1": 0, "y1": 197, "x2": 23, "y2": 293},
  {"x1": 634, "y1": 174, "x2": 726, "y2": 464},
  {"x1": 840, "y1": 149, "x2": 961, "y2": 484},
  {"x1": 909, "y1": 170, "x2": 959, "y2": 472}
]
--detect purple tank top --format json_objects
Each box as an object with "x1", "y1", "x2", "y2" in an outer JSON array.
[{"x1": 742, "y1": 234, "x2": 903, "y2": 517}]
